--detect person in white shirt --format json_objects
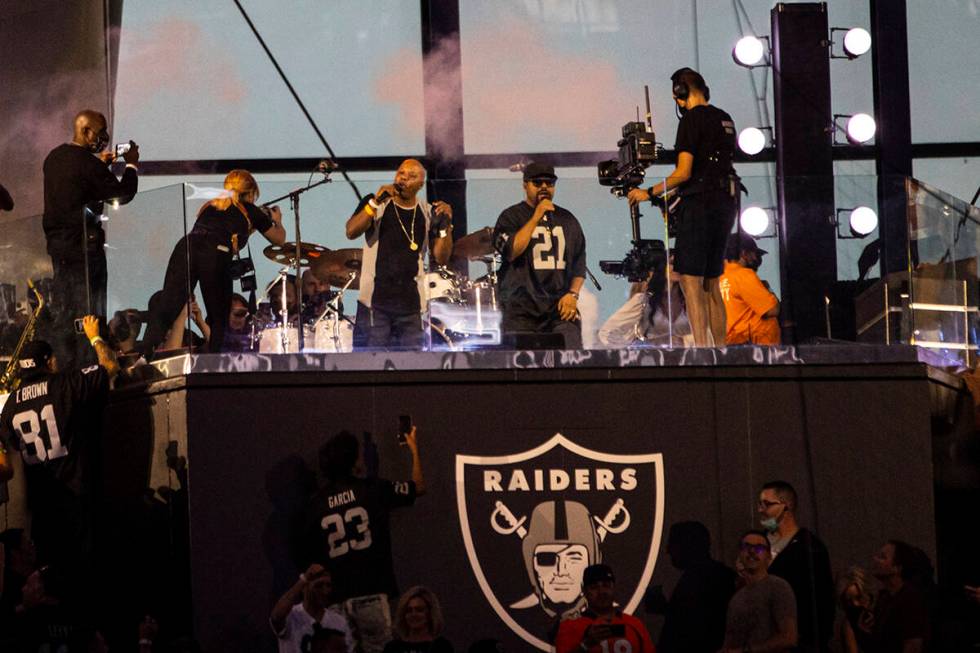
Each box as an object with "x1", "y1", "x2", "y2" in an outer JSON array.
[{"x1": 270, "y1": 563, "x2": 355, "y2": 653}]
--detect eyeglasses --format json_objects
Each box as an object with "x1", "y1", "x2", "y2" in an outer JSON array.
[
  {"x1": 757, "y1": 499, "x2": 784, "y2": 509},
  {"x1": 739, "y1": 542, "x2": 769, "y2": 555},
  {"x1": 231, "y1": 310, "x2": 249, "y2": 318},
  {"x1": 530, "y1": 179, "x2": 556, "y2": 187}
]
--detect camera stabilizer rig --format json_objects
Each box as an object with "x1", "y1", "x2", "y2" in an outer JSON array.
[{"x1": 597, "y1": 86, "x2": 667, "y2": 282}]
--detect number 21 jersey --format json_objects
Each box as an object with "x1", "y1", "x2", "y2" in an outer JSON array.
[{"x1": 493, "y1": 201, "x2": 587, "y2": 317}]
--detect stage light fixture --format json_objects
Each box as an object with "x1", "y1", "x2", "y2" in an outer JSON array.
[
  {"x1": 846, "y1": 113, "x2": 876, "y2": 144},
  {"x1": 843, "y1": 28, "x2": 872, "y2": 57},
  {"x1": 833, "y1": 113, "x2": 876, "y2": 145},
  {"x1": 835, "y1": 206, "x2": 878, "y2": 238},
  {"x1": 737, "y1": 127, "x2": 771, "y2": 156},
  {"x1": 740, "y1": 206, "x2": 771, "y2": 237},
  {"x1": 733, "y1": 36, "x2": 768, "y2": 67}
]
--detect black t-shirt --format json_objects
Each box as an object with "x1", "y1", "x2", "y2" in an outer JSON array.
[
  {"x1": 0, "y1": 365, "x2": 109, "y2": 497},
  {"x1": 674, "y1": 105, "x2": 737, "y2": 187},
  {"x1": 493, "y1": 201, "x2": 587, "y2": 317},
  {"x1": 382, "y1": 636, "x2": 455, "y2": 653},
  {"x1": 767, "y1": 528, "x2": 835, "y2": 647},
  {"x1": 301, "y1": 476, "x2": 416, "y2": 601},
  {"x1": 42, "y1": 143, "x2": 138, "y2": 259},
  {"x1": 371, "y1": 202, "x2": 427, "y2": 313},
  {"x1": 192, "y1": 201, "x2": 273, "y2": 250}
]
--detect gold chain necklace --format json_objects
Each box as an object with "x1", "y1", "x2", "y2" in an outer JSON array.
[{"x1": 391, "y1": 202, "x2": 418, "y2": 251}]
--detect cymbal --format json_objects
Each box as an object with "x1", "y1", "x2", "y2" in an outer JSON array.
[
  {"x1": 453, "y1": 226, "x2": 494, "y2": 260},
  {"x1": 263, "y1": 242, "x2": 329, "y2": 267},
  {"x1": 311, "y1": 248, "x2": 362, "y2": 290}
]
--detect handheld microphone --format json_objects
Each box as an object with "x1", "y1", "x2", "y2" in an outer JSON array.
[{"x1": 376, "y1": 189, "x2": 392, "y2": 203}]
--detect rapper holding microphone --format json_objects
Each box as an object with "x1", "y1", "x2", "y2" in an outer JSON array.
[
  {"x1": 493, "y1": 162, "x2": 587, "y2": 349},
  {"x1": 42, "y1": 109, "x2": 140, "y2": 369},
  {"x1": 142, "y1": 170, "x2": 286, "y2": 354},
  {"x1": 628, "y1": 68, "x2": 739, "y2": 347},
  {"x1": 346, "y1": 158, "x2": 453, "y2": 350}
]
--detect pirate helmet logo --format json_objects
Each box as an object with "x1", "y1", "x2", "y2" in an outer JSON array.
[{"x1": 456, "y1": 433, "x2": 663, "y2": 651}]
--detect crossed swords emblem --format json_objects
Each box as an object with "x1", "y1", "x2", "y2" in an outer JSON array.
[{"x1": 490, "y1": 498, "x2": 632, "y2": 610}]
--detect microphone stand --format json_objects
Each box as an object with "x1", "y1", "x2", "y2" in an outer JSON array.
[{"x1": 262, "y1": 174, "x2": 333, "y2": 352}]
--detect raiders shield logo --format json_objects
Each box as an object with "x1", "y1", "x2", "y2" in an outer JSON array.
[{"x1": 456, "y1": 433, "x2": 665, "y2": 650}]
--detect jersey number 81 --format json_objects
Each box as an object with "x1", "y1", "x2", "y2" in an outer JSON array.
[{"x1": 11, "y1": 405, "x2": 68, "y2": 464}]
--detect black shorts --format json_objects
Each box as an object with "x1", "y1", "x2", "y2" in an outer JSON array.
[{"x1": 672, "y1": 190, "x2": 737, "y2": 278}]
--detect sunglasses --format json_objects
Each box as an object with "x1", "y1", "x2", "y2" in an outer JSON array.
[
  {"x1": 739, "y1": 542, "x2": 769, "y2": 555},
  {"x1": 530, "y1": 179, "x2": 556, "y2": 187}
]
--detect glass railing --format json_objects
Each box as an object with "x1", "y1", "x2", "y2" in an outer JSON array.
[{"x1": 15, "y1": 171, "x2": 980, "y2": 373}]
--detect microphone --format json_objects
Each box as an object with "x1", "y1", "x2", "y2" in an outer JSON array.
[
  {"x1": 376, "y1": 189, "x2": 392, "y2": 203},
  {"x1": 542, "y1": 210, "x2": 554, "y2": 233},
  {"x1": 317, "y1": 160, "x2": 337, "y2": 174}
]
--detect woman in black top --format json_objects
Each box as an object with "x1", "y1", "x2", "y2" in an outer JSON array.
[
  {"x1": 143, "y1": 170, "x2": 286, "y2": 354},
  {"x1": 383, "y1": 586, "x2": 454, "y2": 653}
]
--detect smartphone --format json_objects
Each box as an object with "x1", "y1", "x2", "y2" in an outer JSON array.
[
  {"x1": 397, "y1": 415, "x2": 412, "y2": 445},
  {"x1": 73, "y1": 317, "x2": 85, "y2": 334},
  {"x1": 608, "y1": 624, "x2": 625, "y2": 637},
  {"x1": 114, "y1": 142, "x2": 131, "y2": 158}
]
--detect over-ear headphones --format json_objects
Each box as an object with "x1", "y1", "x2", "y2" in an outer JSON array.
[{"x1": 671, "y1": 68, "x2": 710, "y2": 101}]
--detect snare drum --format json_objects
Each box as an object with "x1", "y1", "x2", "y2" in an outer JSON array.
[{"x1": 424, "y1": 269, "x2": 461, "y2": 303}]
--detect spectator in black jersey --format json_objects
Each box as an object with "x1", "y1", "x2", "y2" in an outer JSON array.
[
  {"x1": 628, "y1": 69, "x2": 738, "y2": 346},
  {"x1": 383, "y1": 586, "x2": 453, "y2": 653},
  {"x1": 493, "y1": 162, "x2": 587, "y2": 349},
  {"x1": 42, "y1": 110, "x2": 139, "y2": 370},
  {"x1": 301, "y1": 428, "x2": 427, "y2": 653},
  {"x1": 142, "y1": 169, "x2": 286, "y2": 354},
  {"x1": 346, "y1": 159, "x2": 454, "y2": 350},
  {"x1": 0, "y1": 316, "x2": 117, "y2": 578}
]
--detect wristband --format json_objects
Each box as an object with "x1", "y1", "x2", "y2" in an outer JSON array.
[
  {"x1": 437, "y1": 228, "x2": 449, "y2": 239},
  {"x1": 299, "y1": 573, "x2": 308, "y2": 583},
  {"x1": 364, "y1": 203, "x2": 377, "y2": 218},
  {"x1": 567, "y1": 291, "x2": 579, "y2": 299},
  {"x1": 89, "y1": 336, "x2": 105, "y2": 347}
]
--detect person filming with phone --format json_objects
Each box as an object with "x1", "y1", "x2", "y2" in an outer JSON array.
[
  {"x1": 42, "y1": 110, "x2": 140, "y2": 370},
  {"x1": 555, "y1": 564, "x2": 656, "y2": 653},
  {"x1": 301, "y1": 421, "x2": 426, "y2": 653}
]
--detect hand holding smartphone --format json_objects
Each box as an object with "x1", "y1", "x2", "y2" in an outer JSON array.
[{"x1": 397, "y1": 415, "x2": 412, "y2": 445}]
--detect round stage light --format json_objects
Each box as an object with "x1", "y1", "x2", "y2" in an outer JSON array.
[
  {"x1": 738, "y1": 127, "x2": 767, "y2": 155},
  {"x1": 849, "y1": 206, "x2": 878, "y2": 236},
  {"x1": 843, "y1": 28, "x2": 872, "y2": 58},
  {"x1": 846, "y1": 113, "x2": 876, "y2": 143},
  {"x1": 740, "y1": 206, "x2": 770, "y2": 236},
  {"x1": 733, "y1": 36, "x2": 766, "y2": 67}
]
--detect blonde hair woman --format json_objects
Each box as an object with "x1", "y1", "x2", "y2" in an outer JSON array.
[
  {"x1": 383, "y1": 586, "x2": 453, "y2": 653},
  {"x1": 142, "y1": 170, "x2": 286, "y2": 354}
]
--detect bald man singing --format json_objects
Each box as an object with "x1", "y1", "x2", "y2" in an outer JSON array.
[
  {"x1": 346, "y1": 159, "x2": 453, "y2": 349},
  {"x1": 43, "y1": 110, "x2": 140, "y2": 369}
]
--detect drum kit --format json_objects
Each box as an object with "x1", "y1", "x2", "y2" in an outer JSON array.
[{"x1": 251, "y1": 226, "x2": 502, "y2": 353}]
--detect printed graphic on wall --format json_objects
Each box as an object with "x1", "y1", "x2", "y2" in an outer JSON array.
[{"x1": 456, "y1": 433, "x2": 665, "y2": 650}]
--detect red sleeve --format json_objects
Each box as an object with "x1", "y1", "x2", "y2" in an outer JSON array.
[{"x1": 555, "y1": 618, "x2": 590, "y2": 653}]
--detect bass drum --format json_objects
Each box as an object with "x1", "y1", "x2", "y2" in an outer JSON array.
[
  {"x1": 312, "y1": 318, "x2": 354, "y2": 353},
  {"x1": 258, "y1": 326, "x2": 311, "y2": 354}
]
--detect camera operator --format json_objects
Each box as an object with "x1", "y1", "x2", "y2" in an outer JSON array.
[
  {"x1": 42, "y1": 110, "x2": 139, "y2": 369},
  {"x1": 142, "y1": 170, "x2": 286, "y2": 355},
  {"x1": 493, "y1": 162, "x2": 587, "y2": 349},
  {"x1": 0, "y1": 316, "x2": 118, "y2": 578},
  {"x1": 628, "y1": 68, "x2": 738, "y2": 346}
]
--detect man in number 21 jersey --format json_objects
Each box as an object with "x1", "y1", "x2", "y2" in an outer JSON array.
[{"x1": 493, "y1": 162, "x2": 587, "y2": 349}]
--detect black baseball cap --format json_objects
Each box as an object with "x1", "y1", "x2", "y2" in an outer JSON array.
[
  {"x1": 583, "y1": 563, "x2": 615, "y2": 587},
  {"x1": 523, "y1": 162, "x2": 557, "y2": 182},
  {"x1": 726, "y1": 232, "x2": 767, "y2": 260},
  {"x1": 19, "y1": 340, "x2": 53, "y2": 375}
]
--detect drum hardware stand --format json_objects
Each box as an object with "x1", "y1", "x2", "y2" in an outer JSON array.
[
  {"x1": 312, "y1": 271, "x2": 357, "y2": 352},
  {"x1": 275, "y1": 265, "x2": 292, "y2": 353},
  {"x1": 262, "y1": 172, "x2": 334, "y2": 351}
]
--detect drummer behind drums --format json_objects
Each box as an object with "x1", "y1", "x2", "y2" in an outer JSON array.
[
  {"x1": 345, "y1": 159, "x2": 453, "y2": 349},
  {"x1": 492, "y1": 162, "x2": 587, "y2": 349}
]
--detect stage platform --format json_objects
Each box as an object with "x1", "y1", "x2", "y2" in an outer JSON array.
[{"x1": 98, "y1": 344, "x2": 968, "y2": 652}]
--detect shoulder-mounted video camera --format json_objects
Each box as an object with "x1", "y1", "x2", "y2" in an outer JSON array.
[{"x1": 597, "y1": 121, "x2": 659, "y2": 194}]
